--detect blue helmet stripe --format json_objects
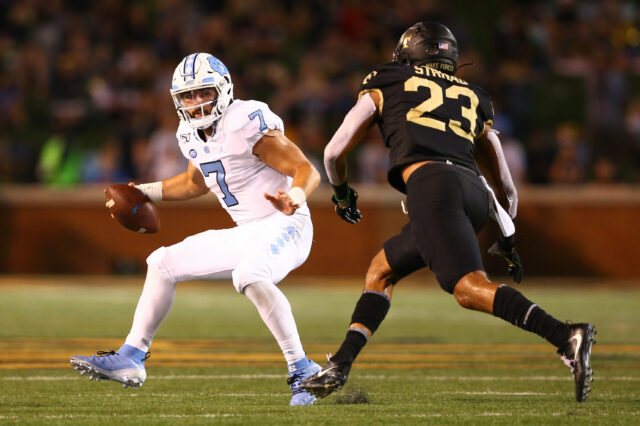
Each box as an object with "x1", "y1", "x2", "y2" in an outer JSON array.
[
  {"x1": 190, "y1": 53, "x2": 199, "y2": 80},
  {"x1": 182, "y1": 55, "x2": 189, "y2": 81},
  {"x1": 183, "y1": 53, "x2": 198, "y2": 81}
]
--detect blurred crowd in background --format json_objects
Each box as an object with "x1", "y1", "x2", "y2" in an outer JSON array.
[{"x1": 1, "y1": 0, "x2": 639, "y2": 187}]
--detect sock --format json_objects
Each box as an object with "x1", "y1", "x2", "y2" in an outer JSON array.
[
  {"x1": 117, "y1": 344, "x2": 148, "y2": 363},
  {"x1": 125, "y1": 265, "x2": 176, "y2": 352},
  {"x1": 331, "y1": 291, "x2": 391, "y2": 365},
  {"x1": 493, "y1": 284, "x2": 570, "y2": 348},
  {"x1": 244, "y1": 281, "x2": 306, "y2": 365},
  {"x1": 331, "y1": 330, "x2": 368, "y2": 366},
  {"x1": 288, "y1": 357, "x2": 311, "y2": 375}
]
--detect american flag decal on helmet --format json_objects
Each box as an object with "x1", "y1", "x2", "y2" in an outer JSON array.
[{"x1": 438, "y1": 42, "x2": 449, "y2": 50}]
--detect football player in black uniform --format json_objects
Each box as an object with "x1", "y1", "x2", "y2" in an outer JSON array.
[{"x1": 302, "y1": 22, "x2": 595, "y2": 403}]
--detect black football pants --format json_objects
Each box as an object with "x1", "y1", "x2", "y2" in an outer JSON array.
[{"x1": 383, "y1": 162, "x2": 490, "y2": 293}]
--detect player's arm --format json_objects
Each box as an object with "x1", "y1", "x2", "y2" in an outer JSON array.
[
  {"x1": 474, "y1": 124, "x2": 517, "y2": 218},
  {"x1": 324, "y1": 91, "x2": 379, "y2": 223},
  {"x1": 475, "y1": 124, "x2": 522, "y2": 282},
  {"x1": 253, "y1": 130, "x2": 321, "y2": 215},
  {"x1": 135, "y1": 162, "x2": 209, "y2": 202}
]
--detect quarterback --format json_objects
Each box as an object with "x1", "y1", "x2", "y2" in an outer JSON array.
[{"x1": 71, "y1": 53, "x2": 322, "y2": 406}]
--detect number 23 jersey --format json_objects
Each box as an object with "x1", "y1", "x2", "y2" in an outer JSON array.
[
  {"x1": 359, "y1": 62, "x2": 494, "y2": 193},
  {"x1": 176, "y1": 99, "x2": 307, "y2": 225}
]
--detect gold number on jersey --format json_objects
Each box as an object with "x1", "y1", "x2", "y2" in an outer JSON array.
[
  {"x1": 404, "y1": 76, "x2": 479, "y2": 142},
  {"x1": 362, "y1": 70, "x2": 378, "y2": 86},
  {"x1": 405, "y1": 77, "x2": 446, "y2": 132},
  {"x1": 445, "y1": 85, "x2": 479, "y2": 141}
]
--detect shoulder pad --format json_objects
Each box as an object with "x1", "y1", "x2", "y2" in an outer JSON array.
[
  {"x1": 223, "y1": 100, "x2": 284, "y2": 149},
  {"x1": 359, "y1": 63, "x2": 409, "y2": 92},
  {"x1": 470, "y1": 84, "x2": 495, "y2": 123}
]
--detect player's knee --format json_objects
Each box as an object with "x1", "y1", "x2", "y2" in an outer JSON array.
[
  {"x1": 453, "y1": 271, "x2": 490, "y2": 310},
  {"x1": 232, "y1": 264, "x2": 271, "y2": 293},
  {"x1": 454, "y1": 289, "x2": 474, "y2": 310},
  {"x1": 364, "y1": 252, "x2": 398, "y2": 293},
  {"x1": 146, "y1": 247, "x2": 174, "y2": 282}
]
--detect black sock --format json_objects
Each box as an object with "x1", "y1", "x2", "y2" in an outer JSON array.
[
  {"x1": 331, "y1": 291, "x2": 391, "y2": 365},
  {"x1": 331, "y1": 330, "x2": 368, "y2": 365},
  {"x1": 493, "y1": 285, "x2": 570, "y2": 348}
]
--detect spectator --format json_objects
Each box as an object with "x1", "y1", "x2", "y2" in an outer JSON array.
[
  {"x1": 143, "y1": 109, "x2": 187, "y2": 182},
  {"x1": 549, "y1": 122, "x2": 589, "y2": 184},
  {"x1": 0, "y1": 0, "x2": 637, "y2": 185},
  {"x1": 356, "y1": 131, "x2": 390, "y2": 184}
]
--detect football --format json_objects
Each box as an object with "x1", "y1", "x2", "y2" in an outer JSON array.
[{"x1": 105, "y1": 184, "x2": 160, "y2": 233}]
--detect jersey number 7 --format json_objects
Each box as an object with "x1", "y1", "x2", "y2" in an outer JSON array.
[
  {"x1": 200, "y1": 160, "x2": 239, "y2": 207},
  {"x1": 404, "y1": 76, "x2": 480, "y2": 142}
]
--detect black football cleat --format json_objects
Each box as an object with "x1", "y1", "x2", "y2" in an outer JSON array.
[
  {"x1": 301, "y1": 357, "x2": 351, "y2": 398},
  {"x1": 557, "y1": 323, "x2": 596, "y2": 402}
]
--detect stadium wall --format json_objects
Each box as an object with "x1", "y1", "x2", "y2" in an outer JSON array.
[{"x1": 0, "y1": 185, "x2": 638, "y2": 279}]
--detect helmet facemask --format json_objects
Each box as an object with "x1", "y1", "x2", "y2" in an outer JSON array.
[{"x1": 170, "y1": 53, "x2": 234, "y2": 130}]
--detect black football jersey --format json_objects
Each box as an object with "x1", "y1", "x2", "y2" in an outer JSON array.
[{"x1": 359, "y1": 62, "x2": 494, "y2": 193}]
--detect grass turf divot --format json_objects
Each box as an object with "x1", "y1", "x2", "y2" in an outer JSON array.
[{"x1": 332, "y1": 387, "x2": 371, "y2": 404}]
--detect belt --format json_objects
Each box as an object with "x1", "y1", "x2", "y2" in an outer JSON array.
[{"x1": 431, "y1": 160, "x2": 478, "y2": 175}]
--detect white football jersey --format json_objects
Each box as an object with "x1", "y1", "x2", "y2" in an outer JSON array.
[{"x1": 176, "y1": 99, "x2": 309, "y2": 224}]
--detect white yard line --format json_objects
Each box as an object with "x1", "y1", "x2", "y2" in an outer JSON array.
[
  {"x1": 1, "y1": 374, "x2": 639, "y2": 381},
  {"x1": 433, "y1": 391, "x2": 553, "y2": 396},
  {"x1": 13, "y1": 414, "x2": 240, "y2": 420},
  {"x1": 405, "y1": 411, "x2": 640, "y2": 419},
  {"x1": 6, "y1": 412, "x2": 640, "y2": 421}
]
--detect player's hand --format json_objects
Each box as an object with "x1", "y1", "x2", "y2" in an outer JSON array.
[
  {"x1": 104, "y1": 182, "x2": 136, "y2": 207},
  {"x1": 102, "y1": 182, "x2": 136, "y2": 209},
  {"x1": 331, "y1": 187, "x2": 361, "y2": 224},
  {"x1": 488, "y1": 235, "x2": 522, "y2": 283},
  {"x1": 265, "y1": 189, "x2": 297, "y2": 215}
]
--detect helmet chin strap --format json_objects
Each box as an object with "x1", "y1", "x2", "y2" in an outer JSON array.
[{"x1": 457, "y1": 62, "x2": 475, "y2": 70}]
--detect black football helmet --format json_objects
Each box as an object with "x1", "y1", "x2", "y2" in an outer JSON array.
[{"x1": 392, "y1": 22, "x2": 459, "y2": 74}]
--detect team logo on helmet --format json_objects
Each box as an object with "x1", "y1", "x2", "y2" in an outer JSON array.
[{"x1": 208, "y1": 57, "x2": 228, "y2": 75}]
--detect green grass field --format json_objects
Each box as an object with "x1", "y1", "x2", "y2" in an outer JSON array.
[{"x1": 1, "y1": 277, "x2": 639, "y2": 424}]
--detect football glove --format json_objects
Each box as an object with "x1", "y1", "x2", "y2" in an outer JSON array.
[
  {"x1": 488, "y1": 235, "x2": 522, "y2": 283},
  {"x1": 331, "y1": 187, "x2": 362, "y2": 224}
]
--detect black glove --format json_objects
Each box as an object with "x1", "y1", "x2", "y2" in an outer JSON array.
[
  {"x1": 488, "y1": 235, "x2": 522, "y2": 283},
  {"x1": 331, "y1": 186, "x2": 362, "y2": 224}
]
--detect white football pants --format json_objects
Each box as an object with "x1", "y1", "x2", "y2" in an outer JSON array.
[
  {"x1": 148, "y1": 209, "x2": 312, "y2": 292},
  {"x1": 125, "y1": 209, "x2": 313, "y2": 362}
]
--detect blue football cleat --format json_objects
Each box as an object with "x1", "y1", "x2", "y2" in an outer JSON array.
[
  {"x1": 287, "y1": 358, "x2": 321, "y2": 406},
  {"x1": 70, "y1": 344, "x2": 149, "y2": 389}
]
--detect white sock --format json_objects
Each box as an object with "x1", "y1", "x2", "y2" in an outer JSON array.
[
  {"x1": 125, "y1": 265, "x2": 176, "y2": 352},
  {"x1": 244, "y1": 281, "x2": 306, "y2": 365}
]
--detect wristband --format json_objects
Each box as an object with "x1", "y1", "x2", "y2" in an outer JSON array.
[
  {"x1": 332, "y1": 183, "x2": 350, "y2": 202},
  {"x1": 287, "y1": 186, "x2": 306, "y2": 206},
  {"x1": 135, "y1": 181, "x2": 163, "y2": 202}
]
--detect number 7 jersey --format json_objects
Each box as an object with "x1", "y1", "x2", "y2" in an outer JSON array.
[
  {"x1": 176, "y1": 99, "x2": 308, "y2": 225},
  {"x1": 359, "y1": 62, "x2": 494, "y2": 193}
]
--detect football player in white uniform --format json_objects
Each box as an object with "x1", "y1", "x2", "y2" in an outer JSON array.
[{"x1": 71, "y1": 53, "x2": 322, "y2": 406}]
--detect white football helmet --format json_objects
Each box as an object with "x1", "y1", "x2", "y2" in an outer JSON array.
[{"x1": 170, "y1": 53, "x2": 234, "y2": 129}]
